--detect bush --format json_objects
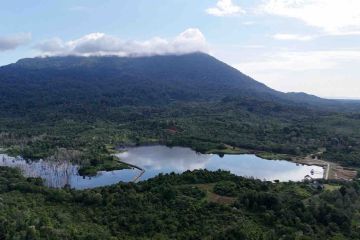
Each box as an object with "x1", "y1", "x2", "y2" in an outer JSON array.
[{"x1": 213, "y1": 181, "x2": 237, "y2": 197}]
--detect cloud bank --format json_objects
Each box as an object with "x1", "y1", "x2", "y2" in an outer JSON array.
[
  {"x1": 261, "y1": 0, "x2": 360, "y2": 35},
  {"x1": 236, "y1": 50, "x2": 360, "y2": 72},
  {"x1": 206, "y1": 0, "x2": 245, "y2": 17},
  {"x1": 35, "y1": 28, "x2": 208, "y2": 57},
  {"x1": 0, "y1": 33, "x2": 31, "y2": 51},
  {"x1": 232, "y1": 49, "x2": 360, "y2": 98}
]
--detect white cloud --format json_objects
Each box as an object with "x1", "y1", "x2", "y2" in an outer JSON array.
[
  {"x1": 231, "y1": 49, "x2": 360, "y2": 98},
  {"x1": 35, "y1": 28, "x2": 208, "y2": 57},
  {"x1": 0, "y1": 33, "x2": 31, "y2": 51},
  {"x1": 272, "y1": 33, "x2": 315, "y2": 41},
  {"x1": 206, "y1": 0, "x2": 245, "y2": 17},
  {"x1": 235, "y1": 50, "x2": 360, "y2": 72},
  {"x1": 261, "y1": 0, "x2": 360, "y2": 35}
]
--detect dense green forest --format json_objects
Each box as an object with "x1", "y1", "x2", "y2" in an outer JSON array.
[
  {"x1": 0, "y1": 54, "x2": 360, "y2": 172},
  {"x1": 0, "y1": 53, "x2": 360, "y2": 239},
  {"x1": 0, "y1": 167, "x2": 359, "y2": 239},
  {"x1": 1, "y1": 98, "x2": 360, "y2": 170}
]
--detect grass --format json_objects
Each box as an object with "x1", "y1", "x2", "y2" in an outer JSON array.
[
  {"x1": 105, "y1": 144, "x2": 118, "y2": 154},
  {"x1": 324, "y1": 184, "x2": 341, "y2": 192},
  {"x1": 193, "y1": 183, "x2": 237, "y2": 205},
  {"x1": 206, "y1": 145, "x2": 250, "y2": 155},
  {"x1": 78, "y1": 156, "x2": 130, "y2": 176},
  {"x1": 256, "y1": 152, "x2": 292, "y2": 161},
  {"x1": 274, "y1": 184, "x2": 312, "y2": 199}
]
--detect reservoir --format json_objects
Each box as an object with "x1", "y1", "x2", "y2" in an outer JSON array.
[{"x1": 0, "y1": 145, "x2": 323, "y2": 189}]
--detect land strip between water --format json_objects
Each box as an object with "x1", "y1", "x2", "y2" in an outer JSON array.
[{"x1": 117, "y1": 159, "x2": 145, "y2": 182}]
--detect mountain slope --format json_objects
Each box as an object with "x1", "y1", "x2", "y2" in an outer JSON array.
[
  {"x1": 0, "y1": 52, "x2": 343, "y2": 116},
  {"x1": 0, "y1": 53, "x2": 273, "y2": 110}
]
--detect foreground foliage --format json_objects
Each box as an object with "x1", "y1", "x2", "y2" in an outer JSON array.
[{"x1": 0, "y1": 167, "x2": 359, "y2": 239}]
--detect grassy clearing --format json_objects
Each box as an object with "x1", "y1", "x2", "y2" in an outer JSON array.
[
  {"x1": 206, "y1": 145, "x2": 250, "y2": 155},
  {"x1": 324, "y1": 184, "x2": 341, "y2": 192},
  {"x1": 193, "y1": 183, "x2": 237, "y2": 205},
  {"x1": 78, "y1": 156, "x2": 130, "y2": 176},
  {"x1": 256, "y1": 152, "x2": 292, "y2": 160}
]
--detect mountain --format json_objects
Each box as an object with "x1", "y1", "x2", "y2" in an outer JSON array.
[
  {"x1": 0, "y1": 53, "x2": 272, "y2": 107},
  {"x1": 0, "y1": 52, "x2": 348, "y2": 117}
]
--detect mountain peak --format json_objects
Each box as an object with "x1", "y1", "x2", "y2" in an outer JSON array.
[
  {"x1": 0, "y1": 53, "x2": 342, "y2": 110},
  {"x1": 11, "y1": 52, "x2": 215, "y2": 69}
]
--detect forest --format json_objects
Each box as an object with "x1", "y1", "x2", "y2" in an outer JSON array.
[
  {"x1": 0, "y1": 167, "x2": 359, "y2": 239},
  {"x1": 0, "y1": 53, "x2": 360, "y2": 240},
  {"x1": 0, "y1": 54, "x2": 360, "y2": 173},
  {"x1": 1, "y1": 98, "x2": 360, "y2": 172},
  {"x1": 0, "y1": 54, "x2": 359, "y2": 175}
]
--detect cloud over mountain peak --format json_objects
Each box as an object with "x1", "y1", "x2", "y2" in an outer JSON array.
[{"x1": 35, "y1": 29, "x2": 208, "y2": 57}]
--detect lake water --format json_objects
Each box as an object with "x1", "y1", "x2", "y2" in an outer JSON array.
[
  {"x1": 0, "y1": 154, "x2": 141, "y2": 189},
  {"x1": 0, "y1": 146, "x2": 323, "y2": 189},
  {"x1": 116, "y1": 146, "x2": 324, "y2": 182}
]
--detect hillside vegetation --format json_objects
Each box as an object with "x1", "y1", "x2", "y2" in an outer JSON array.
[
  {"x1": 1, "y1": 168, "x2": 360, "y2": 239},
  {"x1": 0, "y1": 53, "x2": 359, "y2": 170}
]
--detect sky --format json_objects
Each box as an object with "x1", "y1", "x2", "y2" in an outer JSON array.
[{"x1": 1, "y1": 0, "x2": 360, "y2": 99}]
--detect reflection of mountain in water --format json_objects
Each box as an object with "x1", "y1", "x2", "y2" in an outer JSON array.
[{"x1": 0, "y1": 146, "x2": 324, "y2": 188}]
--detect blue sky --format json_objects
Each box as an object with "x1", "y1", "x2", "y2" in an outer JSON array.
[{"x1": 1, "y1": 0, "x2": 360, "y2": 98}]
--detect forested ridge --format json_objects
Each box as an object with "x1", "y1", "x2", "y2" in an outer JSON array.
[{"x1": 0, "y1": 167, "x2": 360, "y2": 239}]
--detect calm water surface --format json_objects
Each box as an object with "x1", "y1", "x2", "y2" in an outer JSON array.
[
  {"x1": 0, "y1": 146, "x2": 323, "y2": 189},
  {"x1": 116, "y1": 146, "x2": 324, "y2": 182}
]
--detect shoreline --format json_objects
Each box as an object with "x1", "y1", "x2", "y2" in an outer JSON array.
[
  {"x1": 291, "y1": 157, "x2": 329, "y2": 180},
  {"x1": 113, "y1": 145, "x2": 341, "y2": 183},
  {"x1": 116, "y1": 144, "x2": 357, "y2": 181},
  {"x1": 114, "y1": 154, "x2": 145, "y2": 183},
  {"x1": 291, "y1": 155, "x2": 357, "y2": 181}
]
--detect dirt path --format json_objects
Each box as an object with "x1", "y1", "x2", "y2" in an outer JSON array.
[{"x1": 325, "y1": 162, "x2": 330, "y2": 180}]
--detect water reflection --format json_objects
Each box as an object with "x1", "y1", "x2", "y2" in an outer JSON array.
[
  {"x1": 0, "y1": 154, "x2": 140, "y2": 189},
  {"x1": 117, "y1": 146, "x2": 324, "y2": 182},
  {"x1": 118, "y1": 146, "x2": 211, "y2": 171},
  {"x1": 0, "y1": 146, "x2": 324, "y2": 189}
]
